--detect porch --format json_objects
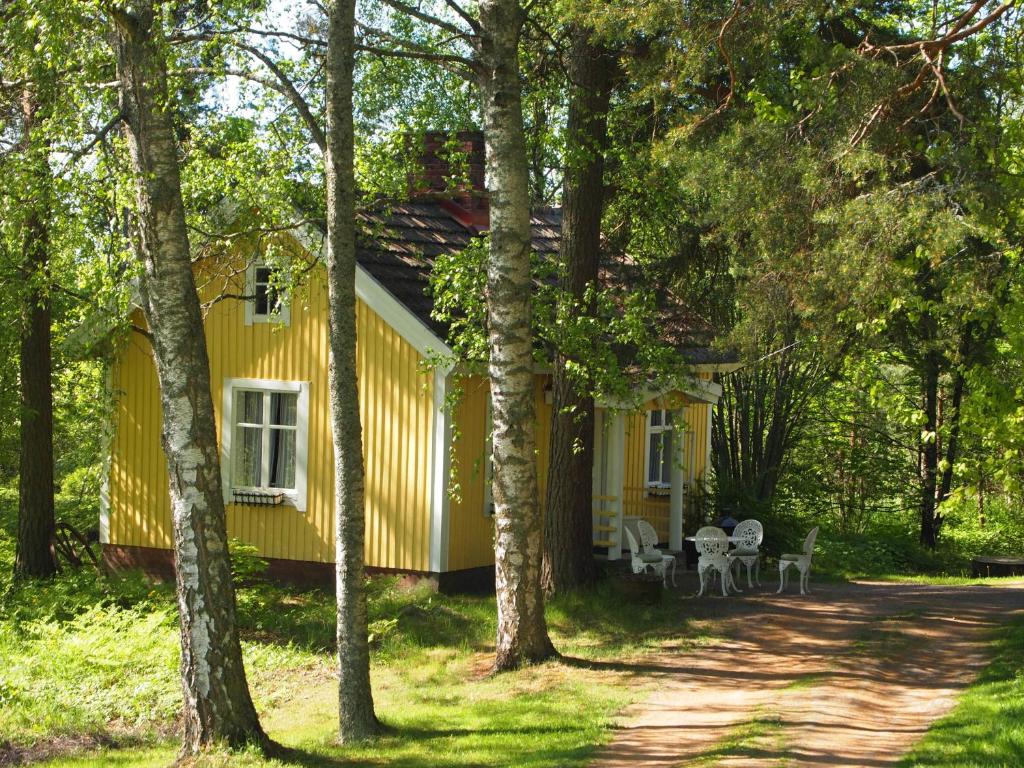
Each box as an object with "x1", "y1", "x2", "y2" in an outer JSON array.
[{"x1": 591, "y1": 381, "x2": 719, "y2": 561}]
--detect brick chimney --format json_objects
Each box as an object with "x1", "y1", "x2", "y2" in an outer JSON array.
[{"x1": 408, "y1": 130, "x2": 489, "y2": 228}]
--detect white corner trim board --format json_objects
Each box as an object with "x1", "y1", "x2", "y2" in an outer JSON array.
[
  {"x1": 428, "y1": 367, "x2": 452, "y2": 573},
  {"x1": 220, "y1": 377, "x2": 310, "y2": 512},
  {"x1": 354, "y1": 264, "x2": 453, "y2": 363},
  {"x1": 99, "y1": 365, "x2": 115, "y2": 544},
  {"x1": 293, "y1": 219, "x2": 454, "y2": 365}
]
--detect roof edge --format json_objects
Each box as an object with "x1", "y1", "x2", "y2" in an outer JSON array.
[{"x1": 291, "y1": 218, "x2": 456, "y2": 367}]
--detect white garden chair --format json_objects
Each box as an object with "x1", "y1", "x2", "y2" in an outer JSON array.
[
  {"x1": 636, "y1": 519, "x2": 677, "y2": 587},
  {"x1": 624, "y1": 528, "x2": 668, "y2": 586},
  {"x1": 729, "y1": 519, "x2": 763, "y2": 588},
  {"x1": 777, "y1": 526, "x2": 819, "y2": 596},
  {"x1": 695, "y1": 526, "x2": 737, "y2": 597}
]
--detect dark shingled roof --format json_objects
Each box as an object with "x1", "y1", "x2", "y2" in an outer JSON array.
[
  {"x1": 354, "y1": 199, "x2": 734, "y2": 366},
  {"x1": 355, "y1": 201, "x2": 560, "y2": 340}
]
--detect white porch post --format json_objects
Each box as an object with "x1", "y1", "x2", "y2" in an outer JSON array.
[
  {"x1": 705, "y1": 402, "x2": 714, "y2": 495},
  {"x1": 592, "y1": 407, "x2": 605, "y2": 500},
  {"x1": 607, "y1": 409, "x2": 625, "y2": 561},
  {"x1": 669, "y1": 407, "x2": 686, "y2": 551}
]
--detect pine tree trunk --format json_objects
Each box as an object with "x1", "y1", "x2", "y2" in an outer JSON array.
[
  {"x1": 541, "y1": 28, "x2": 612, "y2": 595},
  {"x1": 111, "y1": 3, "x2": 266, "y2": 752},
  {"x1": 324, "y1": 0, "x2": 380, "y2": 741},
  {"x1": 477, "y1": 0, "x2": 556, "y2": 670},
  {"x1": 919, "y1": 350, "x2": 941, "y2": 548},
  {"x1": 14, "y1": 87, "x2": 57, "y2": 580}
]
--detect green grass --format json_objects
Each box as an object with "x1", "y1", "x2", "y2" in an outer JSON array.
[
  {"x1": 899, "y1": 616, "x2": 1024, "y2": 768},
  {"x1": 689, "y1": 709, "x2": 789, "y2": 767},
  {"x1": 0, "y1": 496, "x2": 717, "y2": 767},
  {"x1": 863, "y1": 573, "x2": 1024, "y2": 587},
  {"x1": 782, "y1": 672, "x2": 831, "y2": 691}
]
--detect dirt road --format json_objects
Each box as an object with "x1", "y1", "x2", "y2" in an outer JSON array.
[{"x1": 591, "y1": 578, "x2": 1024, "y2": 767}]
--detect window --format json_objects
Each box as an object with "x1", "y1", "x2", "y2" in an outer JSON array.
[
  {"x1": 222, "y1": 378, "x2": 308, "y2": 510},
  {"x1": 244, "y1": 262, "x2": 289, "y2": 325},
  {"x1": 645, "y1": 409, "x2": 673, "y2": 489}
]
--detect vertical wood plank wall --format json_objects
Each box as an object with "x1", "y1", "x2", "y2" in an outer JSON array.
[
  {"x1": 622, "y1": 398, "x2": 711, "y2": 541},
  {"x1": 446, "y1": 375, "x2": 491, "y2": 571},
  {"x1": 106, "y1": 259, "x2": 434, "y2": 571},
  {"x1": 446, "y1": 374, "x2": 551, "y2": 571}
]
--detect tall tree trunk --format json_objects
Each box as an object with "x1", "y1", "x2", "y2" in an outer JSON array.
[
  {"x1": 919, "y1": 349, "x2": 941, "y2": 548},
  {"x1": 937, "y1": 331, "x2": 970, "y2": 508},
  {"x1": 14, "y1": 87, "x2": 57, "y2": 579},
  {"x1": 111, "y1": 3, "x2": 266, "y2": 752},
  {"x1": 542, "y1": 27, "x2": 612, "y2": 595},
  {"x1": 324, "y1": 0, "x2": 380, "y2": 741},
  {"x1": 477, "y1": 0, "x2": 556, "y2": 670}
]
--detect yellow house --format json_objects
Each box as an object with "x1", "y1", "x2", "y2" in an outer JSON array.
[{"x1": 101, "y1": 139, "x2": 734, "y2": 590}]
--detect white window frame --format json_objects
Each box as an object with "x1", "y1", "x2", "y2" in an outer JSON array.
[
  {"x1": 221, "y1": 377, "x2": 309, "y2": 511},
  {"x1": 644, "y1": 408, "x2": 673, "y2": 491},
  {"x1": 243, "y1": 261, "x2": 290, "y2": 326}
]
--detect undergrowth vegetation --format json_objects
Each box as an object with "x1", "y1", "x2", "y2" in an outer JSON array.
[{"x1": 0, "y1": 497, "x2": 711, "y2": 767}]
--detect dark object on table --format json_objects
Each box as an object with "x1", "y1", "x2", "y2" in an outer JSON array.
[
  {"x1": 971, "y1": 556, "x2": 1024, "y2": 578},
  {"x1": 716, "y1": 514, "x2": 739, "y2": 536}
]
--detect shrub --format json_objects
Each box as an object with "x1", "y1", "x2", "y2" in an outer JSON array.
[{"x1": 229, "y1": 537, "x2": 269, "y2": 585}]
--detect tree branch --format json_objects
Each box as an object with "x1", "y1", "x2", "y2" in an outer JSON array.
[
  {"x1": 442, "y1": 0, "x2": 480, "y2": 33},
  {"x1": 186, "y1": 35, "x2": 327, "y2": 151},
  {"x1": 376, "y1": 0, "x2": 473, "y2": 39},
  {"x1": 58, "y1": 110, "x2": 123, "y2": 173}
]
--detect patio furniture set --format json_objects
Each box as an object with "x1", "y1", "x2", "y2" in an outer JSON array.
[{"x1": 624, "y1": 518, "x2": 819, "y2": 597}]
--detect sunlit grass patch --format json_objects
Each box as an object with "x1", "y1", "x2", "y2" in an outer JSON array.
[
  {"x1": 899, "y1": 616, "x2": 1024, "y2": 767},
  {"x1": 690, "y1": 709, "x2": 789, "y2": 766}
]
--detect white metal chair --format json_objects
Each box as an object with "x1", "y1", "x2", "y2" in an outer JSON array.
[
  {"x1": 695, "y1": 526, "x2": 737, "y2": 597},
  {"x1": 636, "y1": 520, "x2": 677, "y2": 587},
  {"x1": 729, "y1": 519, "x2": 763, "y2": 588},
  {"x1": 777, "y1": 526, "x2": 819, "y2": 595},
  {"x1": 625, "y1": 528, "x2": 668, "y2": 586}
]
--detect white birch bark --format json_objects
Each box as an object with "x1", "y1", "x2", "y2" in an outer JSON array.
[
  {"x1": 324, "y1": 0, "x2": 381, "y2": 740},
  {"x1": 477, "y1": 0, "x2": 556, "y2": 669},
  {"x1": 110, "y1": 2, "x2": 266, "y2": 752}
]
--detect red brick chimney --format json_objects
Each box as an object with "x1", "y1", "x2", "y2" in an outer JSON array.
[{"x1": 408, "y1": 130, "x2": 489, "y2": 229}]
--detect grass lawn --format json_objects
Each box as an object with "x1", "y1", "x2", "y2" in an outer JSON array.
[
  {"x1": 899, "y1": 615, "x2": 1024, "y2": 768},
  {"x1": 0, "y1": 496, "x2": 715, "y2": 767}
]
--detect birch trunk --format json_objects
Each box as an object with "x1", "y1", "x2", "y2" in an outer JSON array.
[
  {"x1": 14, "y1": 87, "x2": 57, "y2": 580},
  {"x1": 324, "y1": 0, "x2": 381, "y2": 740},
  {"x1": 477, "y1": 0, "x2": 556, "y2": 669},
  {"x1": 542, "y1": 28, "x2": 613, "y2": 595},
  {"x1": 111, "y1": 3, "x2": 266, "y2": 752}
]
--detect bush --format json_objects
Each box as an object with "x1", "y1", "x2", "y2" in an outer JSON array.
[{"x1": 228, "y1": 537, "x2": 269, "y2": 585}]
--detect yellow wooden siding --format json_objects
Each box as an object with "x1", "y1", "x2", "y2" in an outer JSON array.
[
  {"x1": 622, "y1": 396, "x2": 711, "y2": 541},
  {"x1": 445, "y1": 374, "x2": 551, "y2": 571},
  {"x1": 107, "y1": 256, "x2": 434, "y2": 571},
  {"x1": 446, "y1": 375, "x2": 491, "y2": 571}
]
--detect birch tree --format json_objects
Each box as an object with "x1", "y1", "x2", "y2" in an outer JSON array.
[
  {"x1": 108, "y1": 0, "x2": 267, "y2": 752},
  {"x1": 182, "y1": 2, "x2": 382, "y2": 736},
  {"x1": 475, "y1": 0, "x2": 556, "y2": 667},
  {"x1": 325, "y1": 0, "x2": 382, "y2": 739}
]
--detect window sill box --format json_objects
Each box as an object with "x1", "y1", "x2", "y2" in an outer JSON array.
[{"x1": 232, "y1": 490, "x2": 286, "y2": 507}]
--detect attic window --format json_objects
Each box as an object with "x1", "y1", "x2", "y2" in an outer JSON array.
[{"x1": 244, "y1": 262, "x2": 289, "y2": 326}]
